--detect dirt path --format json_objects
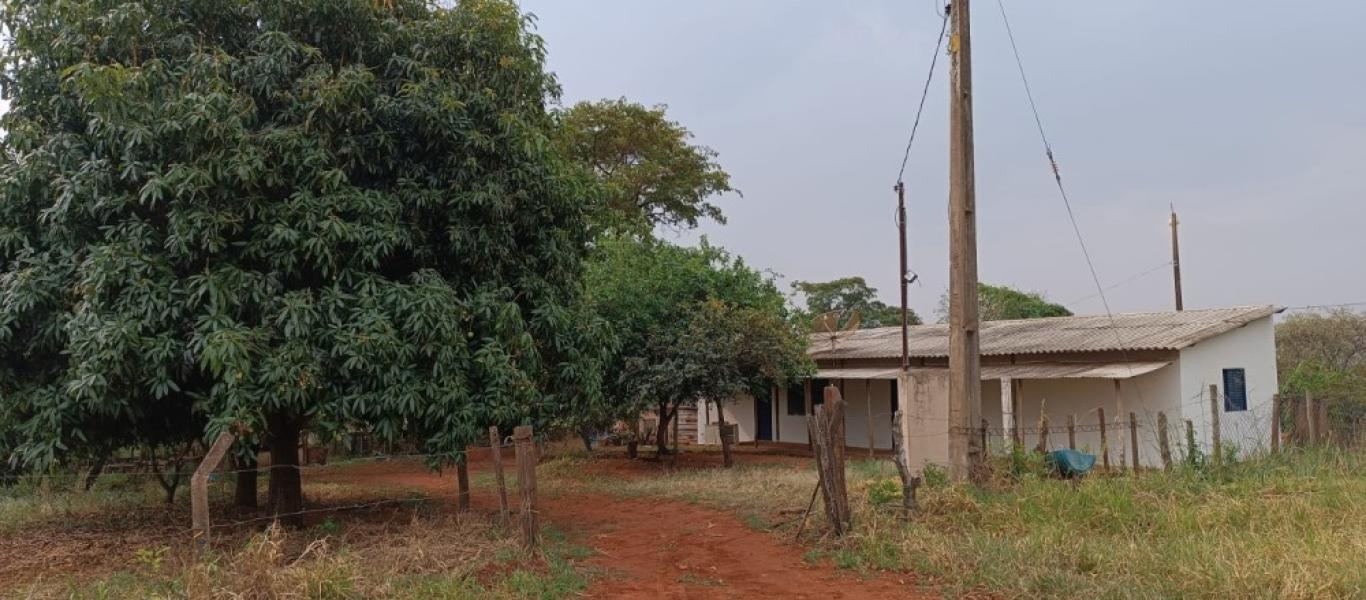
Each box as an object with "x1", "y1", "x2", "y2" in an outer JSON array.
[{"x1": 332, "y1": 457, "x2": 934, "y2": 599}]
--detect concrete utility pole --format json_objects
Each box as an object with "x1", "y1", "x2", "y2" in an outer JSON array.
[
  {"x1": 946, "y1": 0, "x2": 982, "y2": 481},
  {"x1": 1170, "y1": 206, "x2": 1183, "y2": 311}
]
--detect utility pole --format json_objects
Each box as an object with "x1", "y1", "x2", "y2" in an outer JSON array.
[
  {"x1": 946, "y1": 0, "x2": 982, "y2": 481},
  {"x1": 1170, "y1": 206, "x2": 1183, "y2": 311},
  {"x1": 894, "y1": 181, "x2": 919, "y2": 514},
  {"x1": 897, "y1": 182, "x2": 911, "y2": 373}
]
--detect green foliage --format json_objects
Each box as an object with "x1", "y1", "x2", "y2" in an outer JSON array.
[
  {"x1": 866, "y1": 478, "x2": 901, "y2": 507},
  {"x1": 555, "y1": 99, "x2": 736, "y2": 235},
  {"x1": 0, "y1": 0, "x2": 607, "y2": 471},
  {"x1": 583, "y1": 236, "x2": 810, "y2": 436},
  {"x1": 791, "y1": 276, "x2": 919, "y2": 329},
  {"x1": 936, "y1": 283, "x2": 1072, "y2": 323},
  {"x1": 1276, "y1": 310, "x2": 1366, "y2": 432}
]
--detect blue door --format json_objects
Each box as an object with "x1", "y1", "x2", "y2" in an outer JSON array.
[{"x1": 756, "y1": 394, "x2": 774, "y2": 441}]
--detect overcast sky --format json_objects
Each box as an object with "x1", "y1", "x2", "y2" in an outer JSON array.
[{"x1": 522, "y1": 0, "x2": 1366, "y2": 319}]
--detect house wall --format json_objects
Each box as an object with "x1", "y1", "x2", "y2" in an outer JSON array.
[
  {"x1": 1005, "y1": 366, "x2": 1181, "y2": 468},
  {"x1": 1177, "y1": 315, "x2": 1277, "y2": 458},
  {"x1": 697, "y1": 394, "x2": 758, "y2": 444},
  {"x1": 777, "y1": 384, "x2": 810, "y2": 446}
]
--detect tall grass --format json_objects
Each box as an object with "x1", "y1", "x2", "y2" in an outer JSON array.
[{"x1": 542, "y1": 448, "x2": 1366, "y2": 599}]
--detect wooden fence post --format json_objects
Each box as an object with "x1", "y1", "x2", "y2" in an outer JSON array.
[
  {"x1": 1305, "y1": 390, "x2": 1317, "y2": 444},
  {"x1": 1157, "y1": 412, "x2": 1172, "y2": 470},
  {"x1": 1067, "y1": 414, "x2": 1076, "y2": 450},
  {"x1": 489, "y1": 426, "x2": 509, "y2": 522},
  {"x1": 980, "y1": 418, "x2": 989, "y2": 458},
  {"x1": 1036, "y1": 413, "x2": 1049, "y2": 453},
  {"x1": 191, "y1": 432, "x2": 236, "y2": 550},
  {"x1": 513, "y1": 425, "x2": 538, "y2": 551},
  {"x1": 1185, "y1": 419, "x2": 1197, "y2": 465},
  {"x1": 812, "y1": 385, "x2": 850, "y2": 536},
  {"x1": 1129, "y1": 412, "x2": 1140, "y2": 474},
  {"x1": 1209, "y1": 384, "x2": 1222, "y2": 466},
  {"x1": 890, "y1": 409, "x2": 919, "y2": 516},
  {"x1": 1270, "y1": 394, "x2": 1281, "y2": 454},
  {"x1": 1098, "y1": 407, "x2": 1110, "y2": 472}
]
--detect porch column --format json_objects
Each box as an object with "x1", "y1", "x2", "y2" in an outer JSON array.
[{"x1": 1000, "y1": 377, "x2": 1014, "y2": 450}]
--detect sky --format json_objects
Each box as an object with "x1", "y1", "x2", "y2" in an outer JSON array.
[{"x1": 520, "y1": 0, "x2": 1366, "y2": 320}]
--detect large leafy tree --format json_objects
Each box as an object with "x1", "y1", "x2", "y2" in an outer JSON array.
[
  {"x1": 555, "y1": 99, "x2": 736, "y2": 235},
  {"x1": 791, "y1": 276, "x2": 918, "y2": 329},
  {"x1": 584, "y1": 237, "x2": 809, "y2": 459},
  {"x1": 0, "y1": 0, "x2": 607, "y2": 519},
  {"x1": 936, "y1": 283, "x2": 1072, "y2": 323}
]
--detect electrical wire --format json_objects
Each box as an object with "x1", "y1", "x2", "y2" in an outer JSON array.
[{"x1": 894, "y1": 10, "x2": 950, "y2": 185}]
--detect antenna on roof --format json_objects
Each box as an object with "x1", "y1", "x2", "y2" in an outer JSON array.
[{"x1": 813, "y1": 309, "x2": 861, "y2": 350}]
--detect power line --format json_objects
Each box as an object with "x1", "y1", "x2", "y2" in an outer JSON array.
[
  {"x1": 993, "y1": 0, "x2": 1149, "y2": 411},
  {"x1": 1281, "y1": 301, "x2": 1366, "y2": 312},
  {"x1": 1065, "y1": 260, "x2": 1173, "y2": 307},
  {"x1": 894, "y1": 11, "x2": 950, "y2": 185}
]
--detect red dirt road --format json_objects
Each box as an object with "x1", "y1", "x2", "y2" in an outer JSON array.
[{"x1": 335, "y1": 455, "x2": 935, "y2": 599}]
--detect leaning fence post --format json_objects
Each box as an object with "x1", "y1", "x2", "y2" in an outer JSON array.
[
  {"x1": 1067, "y1": 414, "x2": 1076, "y2": 450},
  {"x1": 513, "y1": 425, "x2": 538, "y2": 551},
  {"x1": 1098, "y1": 407, "x2": 1110, "y2": 472},
  {"x1": 1129, "y1": 412, "x2": 1140, "y2": 474},
  {"x1": 1157, "y1": 412, "x2": 1172, "y2": 470},
  {"x1": 488, "y1": 426, "x2": 510, "y2": 522},
  {"x1": 1209, "y1": 384, "x2": 1222, "y2": 466},
  {"x1": 1036, "y1": 412, "x2": 1049, "y2": 453},
  {"x1": 1305, "y1": 390, "x2": 1317, "y2": 444},
  {"x1": 813, "y1": 385, "x2": 850, "y2": 536},
  {"x1": 191, "y1": 432, "x2": 236, "y2": 550},
  {"x1": 1270, "y1": 394, "x2": 1281, "y2": 454}
]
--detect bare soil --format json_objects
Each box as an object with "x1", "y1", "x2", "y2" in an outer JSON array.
[{"x1": 2, "y1": 449, "x2": 937, "y2": 599}]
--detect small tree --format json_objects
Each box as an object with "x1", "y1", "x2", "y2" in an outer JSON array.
[
  {"x1": 585, "y1": 237, "x2": 809, "y2": 458},
  {"x1": 936, "y1": 283, "x2": 1072, "y2": 323},
  {"x1": 791, "y1": 277, "x2": 918, "y2": 328},
  {"x1": 556, "y1": 99, "x2": 737, "y2": 235}
]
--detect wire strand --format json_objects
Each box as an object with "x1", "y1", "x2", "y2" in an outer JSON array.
[{"x1": 895, "y1": 11, "x2": 950, "y2": 184}]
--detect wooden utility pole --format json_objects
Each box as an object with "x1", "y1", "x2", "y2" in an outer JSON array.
[
  {"x1": 894, "y1": 181, "x2": 919, "y2": 510},
  {"x1": 946, "y1": 0, "x2": 982, "y2": 482},
  {"x1": 1170, "y1": 207, "x2": 1183, "y2": 311}
]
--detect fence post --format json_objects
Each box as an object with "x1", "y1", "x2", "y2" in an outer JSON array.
[
  {"x1": 866, "y1": 384, "x2": 876, "y2": 459},
  {"x1": 191, "y1": 432, "x2": 236, "y2": 550},
  {"x1": 1305, "y1": 390, "x2": 1317, "y2": 444},
  {"x1": 488, "y1": 426, "x2": 509, "y2": 522},
  {"x1": 812, "y1": 385, "x2": 850, "y2": 536},
  {"x1": 1270, "y1": 394, "x2": 1281, "y2": 454},
  {"x1": 980, "y1": 418, "x2": 989, "y2": 458},
  {"x1": 890, "y1": 409, "x2": 919, "y2": 516},
  {"x1": 513, "y1": 425, "x2": 538, "y2": 551},
  {"x1": 1129, "y1": 412, "x2": 1140, "y2": 474},
  {"x1": 1067, "y1": 414, "x2": 1076, "y2": 450},
  {"x1": 1157, "y1": 412, "x2": 1172, "y2": 470},
  {"x1": 1185, "y1": 419, "x2": 1197, "y2": 466},
  {"x1": 1098, "y1": 407, "x2": 1110, "y2": 472},
  {"x1": 1209, "y1": 384, "x2": 1222, "y2": 466},
  {"x1": 1036, "y1": 413, "x2": 1049, "y2": 453}
]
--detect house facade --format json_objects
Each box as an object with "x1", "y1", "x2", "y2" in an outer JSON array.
[{"x1": 697, "y1": 305, "x2": 1280, "y2": 470}]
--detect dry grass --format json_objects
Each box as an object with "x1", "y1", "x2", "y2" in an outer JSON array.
[{"x1": 540, "y1": 447, "x2": 1366, "y2": 599}]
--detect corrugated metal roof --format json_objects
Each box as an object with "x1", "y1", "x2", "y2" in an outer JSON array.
[
  {"x1": 815, "y1": 361, "x2": 1170, "y2": 381},
  {"x1": 809, "y1": 305, "x2": 1278, "y2": 361}
]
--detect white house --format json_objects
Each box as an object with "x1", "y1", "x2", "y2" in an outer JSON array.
[{"x1": 698, "y1": 305, "x2": 1280, "y2": 470}]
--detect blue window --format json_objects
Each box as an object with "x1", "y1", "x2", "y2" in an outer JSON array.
[{"x1": 1222, "y1": 368, "x2": 1247, "y2": 412}]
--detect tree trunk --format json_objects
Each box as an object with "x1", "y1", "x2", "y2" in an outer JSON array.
[
  {"x1": 456, "y1": 458, "x2": 471, "y2": 512},
  {"x1": 234, "y1": 452, "x2": 259, "y2": 509},
  {"x1": 267, "y1": 415, "x2": 303, "y2": 527},
  {"x1": 715, "y1": 400, "x2": 734, "y2": 468},
  {"x1": 655, "y1": 403, "x2": 672, "y2": 458},
  {"x1": 578, "y1": 426, "x2": 594, "y2": 454},
  {"x1": 83, "y1": 454, "x2": 107, "y2": 492}
]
